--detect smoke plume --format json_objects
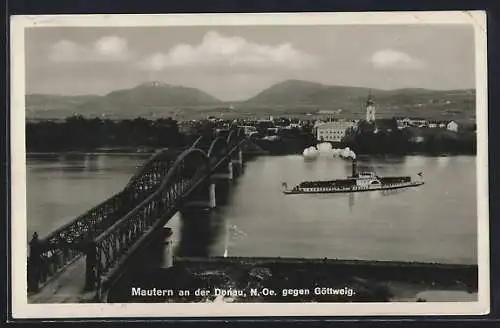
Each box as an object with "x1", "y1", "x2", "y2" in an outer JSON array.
[
  {"x1": 302, "y1": 143, "x2": 356, "y2": 160},
  {"x1": 302, "y1": 146, "x2": 319, "y2": 160}
]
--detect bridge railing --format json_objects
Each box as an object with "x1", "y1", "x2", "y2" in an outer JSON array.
[
  {"x1": 125, "y1": 157, "x2": 177, "y2": 203},
  {"x1": 208, "y1": 136, "x2": 229, "y2": 167},
  {"x1": 27, "y1": 127, "x2": 245, "y2": 293},
  {"x1": 27, "y1": 151, "x2": 186, "y2": 292},
  {"x1": 125, "y1": 148, "x2": 183, "y2": 190},
  {"x1": 27, "y1": 192, "x2": 126, "y2": 292},
  {"x1": 86, "y1": 149, "x2": 210, "y2": 291},
  {"x1": 85, "y1": 134, "x2": 246, "y2": 291}
]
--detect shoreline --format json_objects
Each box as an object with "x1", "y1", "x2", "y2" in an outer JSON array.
[
  {"x1": 26, "y1": 151, "x2": 156, "y2": 156},
  {"x1": 106, "y1": 256, "x2": 478, "y2": 303},
  {"x1": 25, "y1": 150, "x2": 476, "y2": 157}
]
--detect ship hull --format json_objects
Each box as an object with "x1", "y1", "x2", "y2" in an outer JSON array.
[{"x1": 283, "y1": 181, "x2": 424, "y2": 195}]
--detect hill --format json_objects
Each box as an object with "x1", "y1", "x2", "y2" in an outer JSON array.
[
  {"x1": 243, "y1": 79, "x2": 475, "y2": 120},
  {"x1": 26, "y1": 94, "x2": 101, "y2": 118},
  {"x1": 25, "y1": 79, "x2": 476, "y2": 121},
  {"x1": 245, "y1": 80, "x2": 372, "y2": 105},
  {"x1": 26, "y1": 82, "x2": 223, "y2": 119}
]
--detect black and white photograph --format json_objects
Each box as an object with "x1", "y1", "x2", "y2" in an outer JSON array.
[{"x1": 10, "y1": 11, "x2": 489, "y2": 318}]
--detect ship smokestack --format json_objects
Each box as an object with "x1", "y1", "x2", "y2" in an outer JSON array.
[{"x1": 352, "y1": 158, "x2": 358, "y2": 177}]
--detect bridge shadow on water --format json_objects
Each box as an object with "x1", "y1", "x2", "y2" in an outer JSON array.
[{"x1": 176, "y1": 207, "x2": 224, "y2": 258}]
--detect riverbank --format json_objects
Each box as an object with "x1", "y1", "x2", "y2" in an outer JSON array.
[
  {"x1": 26, "y1": 151, "x2": 156, "y2": 156},
  {"x1": 25, "y1": 148, "x2": 473, "y2": 157},
  {"x1": 107, "y1": 256, "x2": 477, "y2": 303},
  {"x1": 26, "y1": 116, "x2": 476, "y2": 155}
]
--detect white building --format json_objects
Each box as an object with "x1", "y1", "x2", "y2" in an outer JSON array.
[
  {"x1": 316, "y1": 120, "x2": 357, "y2": 142},
  {"x1": 397, "y1": 118, "x2": 411, "y2": 129},
  {"x1": 397, "y1": 117, "x2": 428, "y2": 128},
  {"x1": 447, "y1": 120, "x2": 459, "y2": 132},
  {"x1": 239, "y1": 125, "x2": 258, "y2": 136},
  {"x1": 285, "y1": 123, "x2": 301, "y2": 129}
]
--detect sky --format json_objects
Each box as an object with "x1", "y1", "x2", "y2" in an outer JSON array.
[{"x1": 25, "y1": 25, "x2": 476, "y2": 101}]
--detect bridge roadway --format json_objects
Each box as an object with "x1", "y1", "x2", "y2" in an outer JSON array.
[{"x1": 27, "y1": 127, "x2": 249, "y2": 303}]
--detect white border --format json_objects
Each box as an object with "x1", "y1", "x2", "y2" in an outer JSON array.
[{"x1": 10, "y1": 11, "x2": 489, "y2": 318}]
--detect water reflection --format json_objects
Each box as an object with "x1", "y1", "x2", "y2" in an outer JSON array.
[
  {"x1": 368, "y1": 190, "x2": 381, "y2": 200},
  {"x1": 223, "y1": 220, "x2": 248, "y2": 257},
  {"x1": 362, "y1": 155, "x2": 406, "y2": 165},
  {"x1": 28, "y1": 153, "x2": 151, "y2": 175},
  {"x1": 303, "y1": 159, "x2": 317, "y2": 172},
  {"x1": 381, "y1": 188, "x2": 408, "y2": 197},
  {"x1": 437, "y1": 155, "x2": 451, "y2": 169},
  {"x1": 58, "y1": 152, "x2": 87, "y2": 163},
  {"x1": 348, "y1": 193, "x2": 355, "y2": 212},
  {"x1": 83, "y1": 154, "x2": 104, "y2": 172},
  {"x1": 176, "y1": 208, "x2": 225, "y2": 257},
  {"x1": 404, "y1": 155, "x2": 428, "y2": 169},
  {"x1": 26, "y1": 153, "x2": 61, "y2": 162},
  {"x1": 27, "y1": 153, "x2": 478, "y2": 265}
]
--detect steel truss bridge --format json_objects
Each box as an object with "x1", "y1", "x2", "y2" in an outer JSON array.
[{"x1": 27, "y1": 127, "x2": 248, "y2": 302}]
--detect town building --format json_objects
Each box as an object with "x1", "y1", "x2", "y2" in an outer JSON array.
[
  {"x1": 239, "y1": 125, "x2": 258, "y2": 136},
  {"x1": 446, "y1": 120, "x2": 459, "y2": 132},
  {"x1": 396, "y1": 119, "x2": 407, "y2": 130},
  {"x1": 316, "y1": 120, "x2": 357, "y2": 142},
  {"x1": 396, "y1": 117, "x2": 429, "y2": 129},
  {"x1": 373, "y1": 118, "x2": 397, "y2": 133}
]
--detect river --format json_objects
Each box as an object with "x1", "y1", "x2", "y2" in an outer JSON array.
[{"x1": 26, "y1": 153, "x2": 477, "y2": 265}]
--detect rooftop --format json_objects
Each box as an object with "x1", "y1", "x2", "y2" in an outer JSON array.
[{"x1": 316, "y1": 121, "x2": 357, "y2": 129}]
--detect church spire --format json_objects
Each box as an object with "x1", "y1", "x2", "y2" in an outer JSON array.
[{"x1": 365, "y1": 92, "x2": 376, "y2": 122}]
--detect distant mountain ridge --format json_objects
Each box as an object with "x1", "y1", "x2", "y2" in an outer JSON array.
[
  {"x1": 26, "y1": 82, "x2": 223, "y2": 119},
  {"x1": 245, "y1": 79, "x2": 474, "y2": 105},
  {"x1": 242, "y1": 79, "x2": 475, "y2": 120},
  {"x1": 26, "y1": 79, "x2": 475, "y2": 120},
  {"x1": 26, "y1": 94, "x2": 101, "y2": 110}
]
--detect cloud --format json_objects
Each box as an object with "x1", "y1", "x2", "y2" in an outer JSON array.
[
  {"x1": 49, "y1": 36, "x2": 130, "y2": 62},
  {"x1": 370, "y1": 49, "x2": 425, "y2": 69},
  {"x1": 138, "y1": 31, "x2": 317, "y2": 71},
  {"x1": 94, "y1": 36, "x2": 128, "y2": 58}
]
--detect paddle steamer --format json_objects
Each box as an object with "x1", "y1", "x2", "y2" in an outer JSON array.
[{"x1": 282, "y1": 159, "x2": 424, "y2": 195}]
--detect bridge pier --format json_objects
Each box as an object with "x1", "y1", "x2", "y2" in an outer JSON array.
[
  {"x1": 228, "y1": 161, "x2": 234, "y2": 180},
  {"x1": 177, "y1": 207, "x2": 214, "y2": 257},
  {"x1": 209, "y1": 182, "x2": 216, "y2": 208},
  {"x1": 211, "y1": 161, "x2": 234, "y2": 181},
  {"x1": 209, "y1": 159, "x2": 235, "y2": 207},
  {"x1": 182, "y1": 181, "x2": 216, "y2": 210},
  {"x1": 232, "y1": 148, "x2": 243, "y2": 166},
  {"x1": 164, "y1": 236, "x2": 174, "y2": 269},
  {"x1": 84, "y1": 242, "x2": 98, "y2": 292},
  {"x1": 230, "y1": 147, "x2": 244, "y2": 177},
  {"x1": 184, "y1": 156, "x2": 238, "y2": 210},
  {"x1": 129, "y1": 226, "x2": 175, "y2": 270},
  {"x1": 27, "y1": 233, "x2": 41, "y2": 293}
]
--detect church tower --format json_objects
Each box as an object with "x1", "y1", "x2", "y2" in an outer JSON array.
[{"x1": 365, "y1": 93, "x2": 376, "y2": 122}]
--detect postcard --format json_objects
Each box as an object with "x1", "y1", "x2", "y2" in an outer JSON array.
[{"x1": 10, "y1": 11, "x2": 489, "y2": 318}]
